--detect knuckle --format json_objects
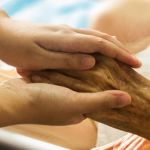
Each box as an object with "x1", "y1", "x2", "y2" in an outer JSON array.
[
  {"x1": 95, "y1": 37, "x2": 105, "y2": 46},
  {"x1": 112, "y1": 35, "x2": 118, "y2": 39},
  {"x1": 101, "y1": 33, "x2": 116, "y2": 41},
  {"x1": 89, "y1": 37, "x2": 103, "y2": 46},
  {"x1": 64, "y1": 55, "x2": 82, "y2": 69},
  {"x1": 110, "y1": 36, "x2": 119, "y2": 43},
  {"x1": 59, "y1": 25, "x2": 74, "y2": 34},
  {"x1": 104, "y1": 34, "x2": 115, "y2": 42},
  {"x1": 63, "y1": 55, "x2": 75, "y2": 68},
  {"x1": 102, "y1": 33, "x2": 111, "y2": 38},
  {"x1": 87, "y1": 29, "x2": 97, "y2": 33},
  {"x1": 108, "y1": 49, "x2": 118, "y2": 58}
]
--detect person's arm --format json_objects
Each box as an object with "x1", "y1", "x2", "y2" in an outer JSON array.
[{"x1": 32, "y1": 54, "x2": 150, "y2": 139}]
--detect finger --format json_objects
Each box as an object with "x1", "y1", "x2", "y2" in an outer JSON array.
[
  {"x1": 42, "y1": 24, "x2": 127, "y2": 52},
  {"x1": 74, "y1": 28, "x2": 130, "y2": 53},
  {"x1": 38, "y1": 32, "x2": 141, "y2": 68},
  {"x1": 88, "y1": 37, "x2": 142, "y2": 68},
  {"x1": 111, "y1": 36, "x2": 130, "y2": 52},
  {"x1": 74, "y1": 90, "x2": 131, "y2": 114},
  {"x1": 28, "y1": 45, "x2": 95, "y2": 70},
  {"x1": 68, "y1": 33, "x2": 141, "y2": 68}
]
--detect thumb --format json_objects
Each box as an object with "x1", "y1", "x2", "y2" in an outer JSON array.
[{"x1": 75, "y1": 90, "x2": 131, "y2": 114}]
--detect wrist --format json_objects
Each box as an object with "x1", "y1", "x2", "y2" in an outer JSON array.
[
  {"x1": 0, "y1": 79, "x2": 41, "y2": 127},
  {"x1": 0, "y1": 86, "x2": 21, "y2": 127}
]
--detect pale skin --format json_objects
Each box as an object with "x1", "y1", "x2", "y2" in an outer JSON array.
[{"x1": 0, "y1": 9, "x2": 141, "y2": 127}]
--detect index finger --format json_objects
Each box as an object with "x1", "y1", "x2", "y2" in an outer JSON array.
[
  {"x1": 77, "y1": 34, "x2": 142, "y2": 68},
  {"x1": 73, "y1": 29, "x2": 141, "y2": 68}
]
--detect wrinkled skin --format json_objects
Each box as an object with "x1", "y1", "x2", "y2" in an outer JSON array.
[{"x1": 30, "y1": 54, "x2": 150, "y2": 140}]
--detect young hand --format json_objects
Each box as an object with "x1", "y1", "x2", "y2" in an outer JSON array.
[{"x1": 0, "y1": 13, "x2": 141, "y2": 72}]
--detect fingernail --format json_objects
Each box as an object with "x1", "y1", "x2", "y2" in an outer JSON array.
[
  {"x1": 81, "y1": 56, "x2": 95, "y2": 69},
  {"x1": 117, "y1": 94, "x2": 131, "y2": 108},
  {"x1": 108, "y1": 91, "x2": 131, "y2": 108}
]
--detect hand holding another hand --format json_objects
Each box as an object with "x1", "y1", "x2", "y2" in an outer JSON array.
[
  {"x1": 0, "y1": 15, "x2": 141, "y2": 72},
  {"x1": 0, "y1": 78, "x2": 131, "y2": 126},
  {"x1": 0, "y1": 12, "x2": 137, "y2": 127}
]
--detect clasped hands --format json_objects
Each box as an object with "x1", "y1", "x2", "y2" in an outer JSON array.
[{"x1": 0, "y1": 15, "x2": 141, "y2": 126}]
